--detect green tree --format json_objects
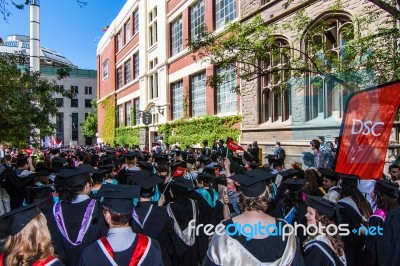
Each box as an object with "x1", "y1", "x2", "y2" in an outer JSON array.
[
  {"x1": 0, "y1": 53, "x2": 73, "y2": 147},
  {"x1": 189, "y1": 3, "x2": 400, "y2": 93},
  {"x1": 80, "y1": 99, "x2": 98, "y2": 138}
]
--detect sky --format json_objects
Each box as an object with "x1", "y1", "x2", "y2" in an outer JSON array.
[{"x1": 0, "y1": 0, "x2": 127, "y2": 70}]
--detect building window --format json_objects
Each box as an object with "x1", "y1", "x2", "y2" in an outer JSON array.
[
  {"x1": 56, "y1": 112, "x2": 64, "y2": 144},
  {"x1": 85, "y1": 99, "x2": 92, "y2": 108},
  {"x1": 85, "y1": 113, "x2": 88, "y2": 119},
  {"x1": 71, "y1": 99, "x2": 78, "y2": 108},
  {"x1": 117, "y1": 31, "x2": 122, "y2": 51},
  {"x1": 259, "y1": 39, "x2": 291, "y2": 123},
  {"x1": 134, "y1": 54, "x2": 139, "y2": 79},
  {"x1": 148, "y1": 7, "x2": 157, "y2": 46},
  {"x1": 118, "y1": 104, "x2": 124, "y2": 127},
  {"x1": 215, "y1": 0, "x2": 236, "y2": 29},
  {"x1": 190, "y1": 0, "x2": 205, "y2": 41},
  {"x1": 56, "y1": 98, "x2": 64, "y2": 107},
  {"x1": 71, "y1": 86, "x2": 78, "y2": 94},
  {"x1": 117, "y1": 67, "x2": 123, "y2": 89},
  {"x1": 84, "y1": 87, "x2": 92, "y2": 95},
  {"x1": 124, "y1": 20, "x2": 131, "y2": 43},
  {"x1": 171, "y1": 16, "x2": 183, "y2": 56},
  {"x1": 191, "y1": 72, "x2": 206, "y2": 117},
  {"x1": 134, "y1": 98, "x2": 140, "y2": 125},
  {"x1": 149, "y1": 73, "x2": 158, "y2": 99},
  {"x1": 102, "y1": 60, "x2": 108, "y2": 79},
  {"x1": 71, "y1": 113, "x2": 79, "y2": 141},
  {"x1": 125, "y1": 60, "x2": 132, "y2": 84},
  {"x1": 171, "y1": 81, "x2": 183, "y2": 120},
  {"x1": 56, "y1": 85, "x2": 64, "y2": 90},
  {"x1": 216, "y1": 66, "x2": 237, "y2": 113},
  {"x1": 125, "y1": 102, "x2": 131, "y2": 127},
  {"x1": 305, "y1": 16, "x2": 353, "y2": 121},
  {"x1": 133, "y1": 10, "x2": 139, "y2": 34}
]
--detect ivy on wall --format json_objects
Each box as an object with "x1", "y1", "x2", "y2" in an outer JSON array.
[
  {"x1": 158, "y1": 114, "x2": 242, "y2": 147},
  {"x1": 115, "y1": 126, "x2": 142, "y2": 146},
  {"x1": 101, "y1": 95, "x2": 116, "y2": 146}
]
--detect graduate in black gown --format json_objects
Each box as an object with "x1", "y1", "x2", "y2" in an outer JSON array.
[
  {"x1": 203, "y1": 169, "x2": 305, "y2": 266},
  {"x1": 337, "y1": 174, "x2": 372, "y2": 266},
  {"x1": 80, "y1": 184, "x2": 163, "y2": 266},
  {"x1": 43, "y1": 166, "x2": 107, "y2": 266},
  {"x1": 117, "y1": 152, "x2": 141, "y2": 184},
  {"x1": 167, "y1": 178, "x2": 199, "y2": 266},
  {"x1": 379, "y1": 205, "x2": 400, "y2": 266},
  {"x1": 128, "y1": 170, "x2": 174, "y2": 266},
  {"x1": 365, "y1": 180, "x2": 399, "y2": 266},
  {"x1": 189, "y1": 171, "x2": 225, "y2": 263},
  {"x1": 0, "y1": 202, "x2": 64, "y2": 266},
  {"x1": 303, "y1": 195, "x2": 346, "y2": 266}
]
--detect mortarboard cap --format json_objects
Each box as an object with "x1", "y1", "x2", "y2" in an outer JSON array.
[
  {"x1": 203, "y1": 167, "x2": 216, "y2": 177},
  {"x1": 153, "y1": 153, "x2": 169, "y2": 164},
  {"x1": 171, "y1": 161, "x2": 187, "y2": 174},
  {"x1": 338, "y1": 173, "x2": 359, "y2": 189},
  {"x1": 279, "y1": 169, "x2": 300, "y2": 179},
  {"x1": 243, "y1": 152, "x2": 254, "y2": 162},
  {"x1": 319, "y1": 169, "x2": 339, "y2": 182},
  {"x1": 52, "y1": 157, "x2": 67, "y2": 165},
  {"x1": 59, "y1": 166, "x2": 93, "y2": 187},
  {"x1": 197, "y1": 172, "x2": 215, "y2": 184},
  {"x1": 306, "y1": 195, "x2": 342, "y2": 222},
  {"x1": 172, "y1": 178, "x2": 195, "y2": 191},
  {"x1": 137, "y1": 161, "x2": 154, "y2": 172},
  {"x1": 50, "y1": 148, "x2": 60, "y2": 155},
  {"x1": 0, "y1": 200, "x2": 44, "y2": 236},
  {"x1": 25, "y1": 185, "x2": 53, "y2": 206},
  {"x1": 128, "y1": 170, "x2": 162, "y2": 190},
  {"x1": 229, "y1": 169, "x2": 276, "y2": 197},
  {"x1": 215, "y1": 177, "x2": 228, "y2": 187},
  {"x1": 95, "y1": 184, "x2": 140, "y2": 214},
  {"x1": 99, "y1": 164, "x2": 114, "y2": 172},
  {"x1": 375, "y1": 180, "x2": 399, "y2": 199},
  {"x1": 283, "y1": 178, "x2": 305, "y2": 191}
]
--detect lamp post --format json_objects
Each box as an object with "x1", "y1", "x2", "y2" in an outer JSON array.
[{"x1": 28, "y1": 0, "x2": 40, "y2": 72}]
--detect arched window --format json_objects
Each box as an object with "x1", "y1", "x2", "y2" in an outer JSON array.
[
  {"x1": 259, "y1": 38, "x2": 291, "y2": 124},
  {"x1": 304, "y1": 15, "x2": 353, "y2": 121}
]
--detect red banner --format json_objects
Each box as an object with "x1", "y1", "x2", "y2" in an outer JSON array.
[
  {"x1": 227, "y1": 138, "x2": 245, "y2": 152},
  {"x1": 335, "y1": 82, "x2": 400, "y2": 179},
  {"x1": 173, "y1": 166, "x2": 185, "y2": 177}
]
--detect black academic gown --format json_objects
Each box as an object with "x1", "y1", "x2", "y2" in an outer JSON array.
[
  {"x1": 377, "y1": 207, "x2": 400, "y2": 266},
  {"x1": 338, "y1": 199, "x2": 365, "y2": 266},
  {"x1": 80, "y1": 234, "x2": 163, "y2": 266},
  {"x1": 43, "y1": 198, "x2": 108, "y2": 266},
  {"x1": 189, "y1": 189, "x2": 224, "y2": 263},
  {"x1": 275, "y1": 199, "x2": 308, "y2": 243},
  {"x1": 131, "y1": 202, "x2": 174, "y2": 266},
  {"x1": 362, "y1": 214, "x2": 384, "y2": 266},
  {"x1": 202, "y1": 219, "x2": 305, "y2": 266},
  {"x1": 167, "y1": 198, "x2": 199, "y2": 266},
  {"x1": 304, "y1": 238, "x2": 345, "y2": 266}
]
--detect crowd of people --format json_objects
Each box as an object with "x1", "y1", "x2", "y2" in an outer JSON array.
[{"x1": 0, "y1": 137, "x2": 398, "y2": 266}]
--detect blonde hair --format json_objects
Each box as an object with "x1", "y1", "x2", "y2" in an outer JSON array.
[{"x1": 3, "y1": 213, "x2": 55, "y2": 266}]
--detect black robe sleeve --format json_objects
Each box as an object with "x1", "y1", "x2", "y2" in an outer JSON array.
[{"x1": 378, "y1": 208, "x2": 400, "y2": 266}]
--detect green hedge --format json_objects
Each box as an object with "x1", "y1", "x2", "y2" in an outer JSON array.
[
  {"x1": 158, "y1": 114, "x2": 242, "y2": 147},
  {"x1": 115, "y1": 126, "x2": 141, "y2": 146},
  {"x1": 101, "y1": 96, "x2": 116, "y2": 146}
]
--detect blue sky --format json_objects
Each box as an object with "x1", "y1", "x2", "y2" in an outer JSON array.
[{"x1": 0, "y1": 0, "x2": 126, "y2": 70}]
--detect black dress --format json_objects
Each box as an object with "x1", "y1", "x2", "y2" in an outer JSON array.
[
  {"x1": 43, "y1": 198, "x2": 107, "y2": 266},
  {"x1": 202, "y1": 219, "x2": 305, "y2": 266},
  {"x1": 131, "y1": 201, "x2": 173, "y2": 266},
  {"x1": 167, "y1": 198, "x2": 199, "y2": 266},
  {"x1": 304, "y1": 237, "x2": 345, "y2": 266},
  {"x1": 338, "y1": 198, "x2": 366, "y2": 266},
  {"x1": 189, "y1": 189, "x2": 224, "y2": 263}
]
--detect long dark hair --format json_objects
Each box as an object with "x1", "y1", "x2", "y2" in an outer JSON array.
[{"x1": 340, "y1": 183, "x2": 372, "y2": 220}]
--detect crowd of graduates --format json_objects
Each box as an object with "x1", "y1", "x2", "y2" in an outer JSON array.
[{"x1": 0, "y1": 138, "x2": 398, "y2": 266}]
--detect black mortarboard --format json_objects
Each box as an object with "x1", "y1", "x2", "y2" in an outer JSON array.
[
  {"x1": 215, "y1": 177, "x2": 228, "y2": 187},
  {"x1": 319, "y1": 169, "x2": 339, "y2": 182},
  {"x1": 153, "y1": 153, "x2": 169, "y2": 164},
  {"x1": 243, "y1": 152, "x2": 254, "y2": 162},
  {"x1": 229, "y1": 159, "x2": 246, "y2": 174},
  {"x1": 231, "y1": 155, "x2": 244, "y2": 166},
  {"x1": 52, "y1": 157, "x2": 67, "y2": 165},
  {"x1": 306, "y1": 195, "x2": 342, "y2": 223},
  {"x1": 128, "y1": 170, "x2": 162, "y2": 189},
  {"x1": 283, "y1": 178, "x2": 306, "y2": 191},
  {"x1": 99, "y1": 164, "x2": 114, "y2": 172},
  {"x1": 172, "y1": 178, "x2": 195, "y2": 191},
  {"x1": 124, "y1": 151, "x2": 138, "y2": 161},
  {"x1": 202, "y1": 167, "x2": 216, "y2": 177},
  {"x1": 338, "y1": 173, "x2": 359, "y2": 188},
  {"x1": 229, "y1": 169, "x2": 276, "y2": 197},
  {"x1": 273, "y1": 159, "x2": 284, "y2": 167},
  {"x1": 375, "y1": 180, "x2": 399, "y2": 199},
  {"x1": 50, "y1": 148, "x2": 60, "y2": 155},
  {"x1": 92, "y1": 168, "x2": 110, "y2": 176},
  {"x1": 95, "y1": 184, "x2": 140, "y2": 214},
  {"x1": 265, "y1": 155, "x2": 277, "y2": 163},
  {"x1": 249, "y1": 162, "x2": 260, "y2": 170},
  {"x1": 279, "y1": 169, "x2": 300, "y2": 179},
  {"x1": 197, "y1": 172, "x2": 214, "y2": 184},
  {"x1": 0, "y1": 201, "x2": 43, "y2": 236},
  {"x1": 197, "y1": 156, "x2": 210, "y2": 164},
  {"x1": 59, "y1": 167, "x2": 93, "y2": 187},
  {"x1": 137, "y1": 161, "x2": 154, "y2": 172},
  {"x1": 25, "y1": 185, "x2": 53, "y2": 206}
]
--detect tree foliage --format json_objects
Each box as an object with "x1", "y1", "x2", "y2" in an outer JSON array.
[
  {"x1": 189, "y1": 2, "x2": 400, "y2": 93},
  {"x1": 80, "y1": 99, "x2": 97, "y2": 138},
  {"x1": 0, "y1": 53, "x2": 73, "y2": 147}
]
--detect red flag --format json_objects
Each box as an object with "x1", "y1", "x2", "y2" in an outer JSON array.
[
  {"x1": 24, "y1": 148, "x2": 33, "y2": 155},
  {"x1": 173, "y1": 166, "x2": 185, "y2": 177},
  {"x1": 227, "y1": 138, "x2": 245, "y2": 152},
  {"x1": 335, "y1": 82, "x2": 400, "y2": 180}
]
